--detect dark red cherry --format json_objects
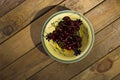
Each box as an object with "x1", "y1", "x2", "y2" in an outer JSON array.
[
  {"x1": 46, "y1": 16, "x2": 82, "y2": 56},
  {"x1": 63, "y1": 16, "x2": 71, "y2": 22}
]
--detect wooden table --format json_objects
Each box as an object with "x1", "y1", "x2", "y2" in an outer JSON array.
[{"x1": 0, "y1": 0, "x2": 120, "y2": 80}]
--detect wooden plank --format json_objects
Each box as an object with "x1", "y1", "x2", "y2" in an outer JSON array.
[
  {"x1": 71, "y1": 47, "x2": 120, "y2": 80},
  {"x1": 63, "y1": 0, "x2": 105, "y2": 13},
  {"x1": 85, "y1": 0, "x2": 120, "y2": 33},
  {"x1": 0, "y1": 0, "x2": 25, "y2": 17},
  {"x1": 28, "y1": 18, "x2": 120, "y2": 80},
  {"x1": 112, "y1": 73, "x2": 120, "y2": 80},
  {"x1": 0, "y1": 0, "x2": 105, "y2": 80},
  {"x1": 0, "y1": 0, "x2": 63, "y2": 44},
  {"x1": 0, "y1": 0, "x2": 25, "y2": 16},
  {"x1": 0, "y1": 44, "x2": 53, "y2": 80}
]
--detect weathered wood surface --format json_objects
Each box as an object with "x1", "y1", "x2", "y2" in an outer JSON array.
[
  {"x1": 0, "y1": 0, "x2": 63, "y2": 70},
  {"x1": 71, "y1": 47, "x2": 120, "y2": 80},
  {"x1": 27, "y1": 0, "x2": 120, "y2": 80},
  {"x1": 0, "y1": 0, "x2": 63, "y2": 44},
  {"x1": 0, "y1": 0, "x2": 106, "y2": 80},
  {"x1": 28, "y1": 18, "x2": 120, "y2": 80},
  {"x1": 0, "y1": 0, "x2": 104, "y2": 72},
  {"x1": 112, "y1": 74, "x2": 120, "y2": 80},
  {"x1": 85, "y1": 0, "x2": 120, "y2": 33},
  {"x1": 0, "y1": 0, "x2": 25, "y2": 17},
  {"x1": 0, "y1": 0, "x2": 120, "y2": 80},
  {"x1": 0, "y1": 44, "x2": 53, "y2": 80}
]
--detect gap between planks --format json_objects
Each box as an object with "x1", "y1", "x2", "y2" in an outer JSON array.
[
  {"x1": 112, "y1": 73, "x2": 120, "y2": 80},
  {"x1": 0, "y1": 0, "x2": 25, "y2": 17}
]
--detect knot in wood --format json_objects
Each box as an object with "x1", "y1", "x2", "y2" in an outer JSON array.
[
  {"x1": 2, "y1": 25, "x2": 14, "y2": 36},
  {"x1": 96, "y1": 58, "x2": 113, "y2": 73}
]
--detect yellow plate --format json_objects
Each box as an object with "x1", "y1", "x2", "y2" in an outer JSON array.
[{"x1": 41, "y1": 10, "x2": 94, "y2": 63}]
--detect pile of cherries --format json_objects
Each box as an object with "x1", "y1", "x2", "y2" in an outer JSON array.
[{"x1": 46, "y1": 16, "x2": 82, "y2": 56}]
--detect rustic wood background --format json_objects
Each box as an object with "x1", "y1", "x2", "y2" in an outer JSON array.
[{"x1": 0, "y1": 0, "x2": 120, "y2": 80}]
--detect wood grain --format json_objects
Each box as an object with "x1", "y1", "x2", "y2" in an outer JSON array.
[
  {"x1": 0, "y1": 0, "x2": 104, "y2": 71},
  {"x1": 0, "y1": 44, "x2": 53, "y2": 80},
  {"x1": 71, "y1": 47, "x2": 120, "y2": 80},
  {"x1": 63, "y1": 0, "x2": 105, "y2": 13},
  {"x1": 0, "y1": 6, "x2": 60, "y2": 71},
  {"x1": 112, "y1": 73, "x2": 120, "y2": 80},
  {"x1": 0, "y1": 0, "x2": 119, "y2": 80},
  {"x1": 28, "y1": 18, "x2": 120, "y2": 80},
  {"x1": 0, "y1": 0, "x2": 63, "y2": 44},
  {"x1": 0, "y1": 0, "x2": 105, "y2": 80},
  {"x1": 0, "y1": 0, "x2": 25, "y2": 17},
  {"x1": 85, "y1": 0, "x2": 120, "y2": 33},
  {"x1": 0, "y1": 0, "x2": 118, "y2": 72}
]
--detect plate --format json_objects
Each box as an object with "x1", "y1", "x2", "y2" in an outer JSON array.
[{"x1": 41, "y1": 10, "x2": 94, "y2": 63}]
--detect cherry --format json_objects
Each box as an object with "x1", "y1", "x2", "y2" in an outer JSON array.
[
  {"x1": 63, "y1": 16, "x2": 71, "y2": 22},
  {"x1": 46, "y1": 16, "x2": 82, "y2": 56}
]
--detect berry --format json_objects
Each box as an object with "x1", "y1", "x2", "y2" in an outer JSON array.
[
  {"x1": 46, "y1": 16, "x2": 82, "y2": 56},
  {"x1": 63, "y1": 16, "x2": 71, "y2": 22}
]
